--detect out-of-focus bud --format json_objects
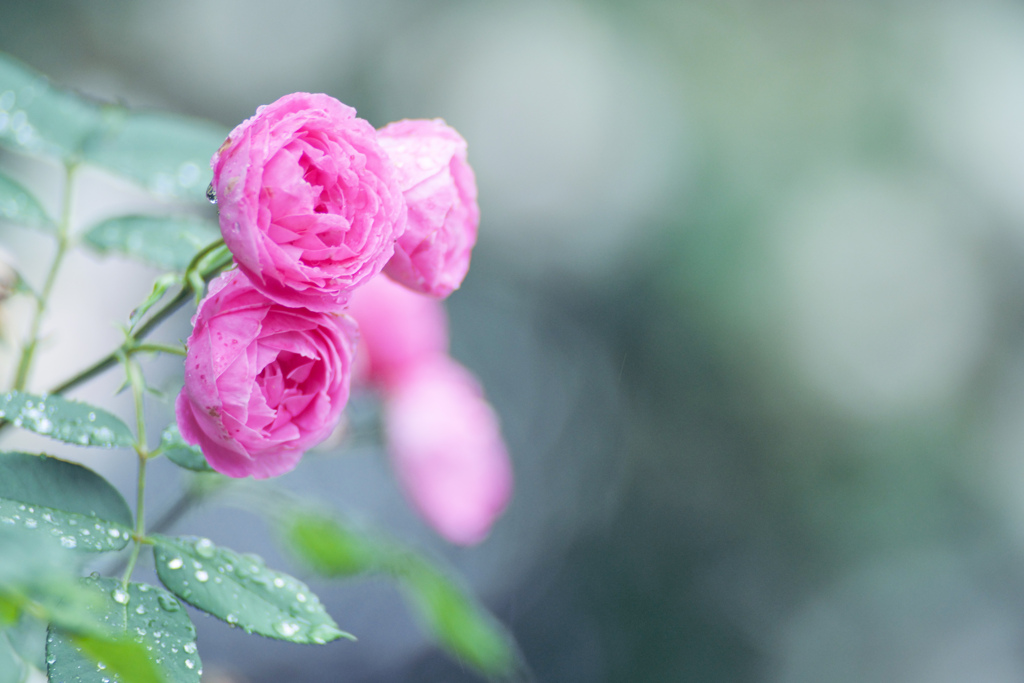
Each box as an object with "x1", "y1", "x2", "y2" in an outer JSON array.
[
  {"x1": 346, "y1": 274, "x2": 449, "y2": 390},
  {"x1": 383, "y1": 357, "x2": 512, "y2": 546}
]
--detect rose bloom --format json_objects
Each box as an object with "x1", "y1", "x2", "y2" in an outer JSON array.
[
  {"x1": 383, "y1": 357, "x2": 512, "y2": 545},
  {"x1": 346, "y1": 274, "x2": 449, "y2": 389},
  {"x1": 212, "y1": 92, "x2": 406, "y2": 312},
  {"x1": 378, "y1": 119, "x2": 479, "y2": 299},
  {"x1": 176, "y1": 270, "x2": 358, "y2": 479}
]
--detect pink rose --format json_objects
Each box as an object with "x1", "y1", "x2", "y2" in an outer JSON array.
[
  {"x1": 346, "y1": 274, "x2": 449, "y2": 389},
  {"x1": 176, "y1": 270, "x2": 358, "y2": 479},
  {"x1": 212, "y1": 92, "x2": 406, "y2": 312},
  {"x1": 383, "y1": 358, "x2": 512, "y2": 545},
  {"x1": 377, "y1": 119, "x2": 479, "y2": 298}
]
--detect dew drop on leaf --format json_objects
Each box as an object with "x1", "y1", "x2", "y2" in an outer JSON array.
[
  {"x1": 158, "y1": 594, "x2": 180, "y2": 612},
  {"x1": 274, "y1": 620, "x2": 301, "y2": 638},
  {"x1": 194, "y1": 537, "x2": 215, "y2": 558}
]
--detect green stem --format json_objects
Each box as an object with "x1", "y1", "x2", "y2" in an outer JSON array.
[
  {"x1": 11, "y1": 162, "x2": 76, "y2": 391},
  {"x1": 47, "y1": 247, "x2": 232, "y2": 396},
  {"x1": 122, "y1": 358, "x2": 148, "y2": 588},
  {"x1": 130, "y1": 342, "x2": 187, "y2": 357}
]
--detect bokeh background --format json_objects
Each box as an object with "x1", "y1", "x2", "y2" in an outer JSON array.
[{"x1": 3, "y1": 0, "x2": 1024, "y2": 680}]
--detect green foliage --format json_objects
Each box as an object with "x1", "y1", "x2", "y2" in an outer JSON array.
[
  {"x1": 0, "y1": 633, "x2": 25, "y2": 683},
  {"x1": 159, "y1": 423, "x2": 213, "y2": 472},
  {"x1": 0, "y1": 53, "x2": 105, "y2": 160},
  {"x1": 0, "y1": 528, "x2": 108, "y2": 636},
  {"x1": 0, "y1": 598, "x2": 17, "y2": 628},
  {"x1": 84, "y1": 215, "x2": 220, "y2": 272},
  {"x1": 0, "y1": 452, "x2": 133, "y2": 552},
  {"x1": 5, "y1": 613, "x2": 46, "y2": 672},
  {"x1": 283, "y1": 512, "x2": 516, "y2": 678},
  {"x1": 81, "y1": 112, "x2": 228, "y2": 203},
  {"x1": 54, "y1": 634, "x2": 166, "y2": 683},
  {"x1": 399, "y1": 560, "x2": 513, "y2": 677},
  {"x1": 0, "y1": 172, "x2": 52, "y2": 231},
  {"x1": 285, "y1": 512, "x2": 392, "y2": 577},
  {"x1": 0, "y1": 53, "x2": 226, "y2": 202},
  {"x1": 152, "y1": 535, "x2": 350, "y2": 645},
  {"x1": 128, "y1": 273, "x2": 180, "y2": 331},
  {"x1": 46, "y1": 578, "x2": 199, "y2": 683},
  {"x1": 0, "y1": 392, "x2": 135, "y2": 448}
]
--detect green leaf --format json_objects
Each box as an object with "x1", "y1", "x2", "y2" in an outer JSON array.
[
  {"x1": 0, "y1": 633, "x2": 25, "y2": 683},
  {"x1": 55, "y1": 634, "x2": 167, "y2": 683},
  {"x1": 152, "y1": 535, "x2": 350, "y2": 644},
  {"x1": 81, "y1": 111, "x2": 228, "y2": 202},
  {"x1": 128, "y1": 273, "x2": 180, "y2": 331},
  {"x1": 159, "y1": 423, "x2": 213, "y2": 472},
  {"x1": 0, "y1": 452, "x2": 133, "y2": 552},
  {"x1": 282, "y1": 512, "x2": 516, "y2": 677},
  {"x1": 0, "y1": 172, "x2": 51, "y2": 230},
  {"x1": 0, "y1": 391, "x2": 135, "y2": 448},
  {"x1": 0, "y1": 528, "x2": 109, "y2": 636},
  {"x1": 0, "y1": 52, "x2": 108, "y2": 160},
  {"x1": 399, "y1": 559, "x2": 514, "y2": 677},
  {"x1": 0, "y1": 597, "x2": 17, "y2": 628},
  {"x1": 46, "y1": 578, "x2": 199, "y2": 683},
  {"x1": 83, "y1": 215, "x2": 220, "y2": 272},
  {"x1": 284, "y1": 512, "x2": 392, "y2": 577},
  {"x1": 5, "y1": 613, "x2": 46, "y2": 672}
]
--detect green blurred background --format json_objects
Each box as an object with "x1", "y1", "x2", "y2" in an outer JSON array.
[{"x1": 5, "y1": 0, "x2": 1024, "y2": 681}]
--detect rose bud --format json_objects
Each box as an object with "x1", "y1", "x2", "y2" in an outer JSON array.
[
  {"x1": 378, "y1": 119, "x2": 479, "y2": 299},
  {"x1": 383, "y1": 357, "x2": 512, "y2": 545},
  {"x1": 212, "y1": 92, "x2": 406, "y2": 312},
  {"x1": 176, "y1": 269, "x2": 357, "y2": 479},
  {"x1": 346, "y1": 274, "x2": 449, "y2": 389}
]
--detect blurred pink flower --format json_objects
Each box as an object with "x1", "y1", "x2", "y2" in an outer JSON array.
[
  {"x1": 346, "y1": 274, "x2": 449, "y2": 389},
  {"x1": 176, "y1": 270, "x2": 358, "y2": 479},
  {"x1": 378, "y1": 119, "x2": 479, "y2": 299},
  {"x1": 383, "y1": 357, "x2": 512, "y2": 545},
  {"x1": 212, "y1": 92, "x2": 406, "y2": 312}
]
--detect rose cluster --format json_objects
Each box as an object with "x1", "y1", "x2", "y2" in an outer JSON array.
[{"x1": 175, "y1": 93, "x2": 506, "y2": 540}]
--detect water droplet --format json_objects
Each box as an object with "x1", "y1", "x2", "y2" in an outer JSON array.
[
  {"x1": 158, "y1": 594, "x2": 180, "y2": 612},
  {"x1": 225, "y1": 613, "x2": 238, "y2": 625},
  {"x1": 46, "y1": 654, "x2": 55, "y2": 665},
  {"x1": 185, "y1": 658, "x2": 196, "y2": 669},
  {"x1": 242, "y1": 552, "x2": 264, "y2": 566},
  {"x1": 194, "y1": 537, "x2": 215, "y2": 558},
  {"x1": 183, "y1": 641, "x2": 197, "y2": 654},
  {"x1": 135, "y1": 604, "x2": 146, "y2": 615},
  {"x1": 87, "y1": 412, "x2": 96, "y2": 422},
  {"x1": 167, "y1": 557, "x2": 183, "y2": 570},
  {"x1": 309, "y1": 624, "x2": 344, "y2": 644},
  {"x1": 23, "y1": 518, "x2": 36, "y2": 529},
  {"x1": 108, "y1": 528, "x2": 121, "y2": 538},
  {"x1": 274, "y1": 620, "x2": 301, "y2": 638},
  {"x1": 96, "y1": 661, "x2": 106, "y2": 670},
  {"x1": 206, "y1": 183, "x2": 217, "y2": 204},
  {"x1": 273, "y1": 577, "x2": 285, "y2": 588},
  {"x1": 195, "y1": 570, "x2": 209, "y2": 582},
  {"x1": 60, "y1": 535, "x2": 77, "y2": 549},
  {"x1": 111, "y1": 587, "x2": 130, "y2": 605}
]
